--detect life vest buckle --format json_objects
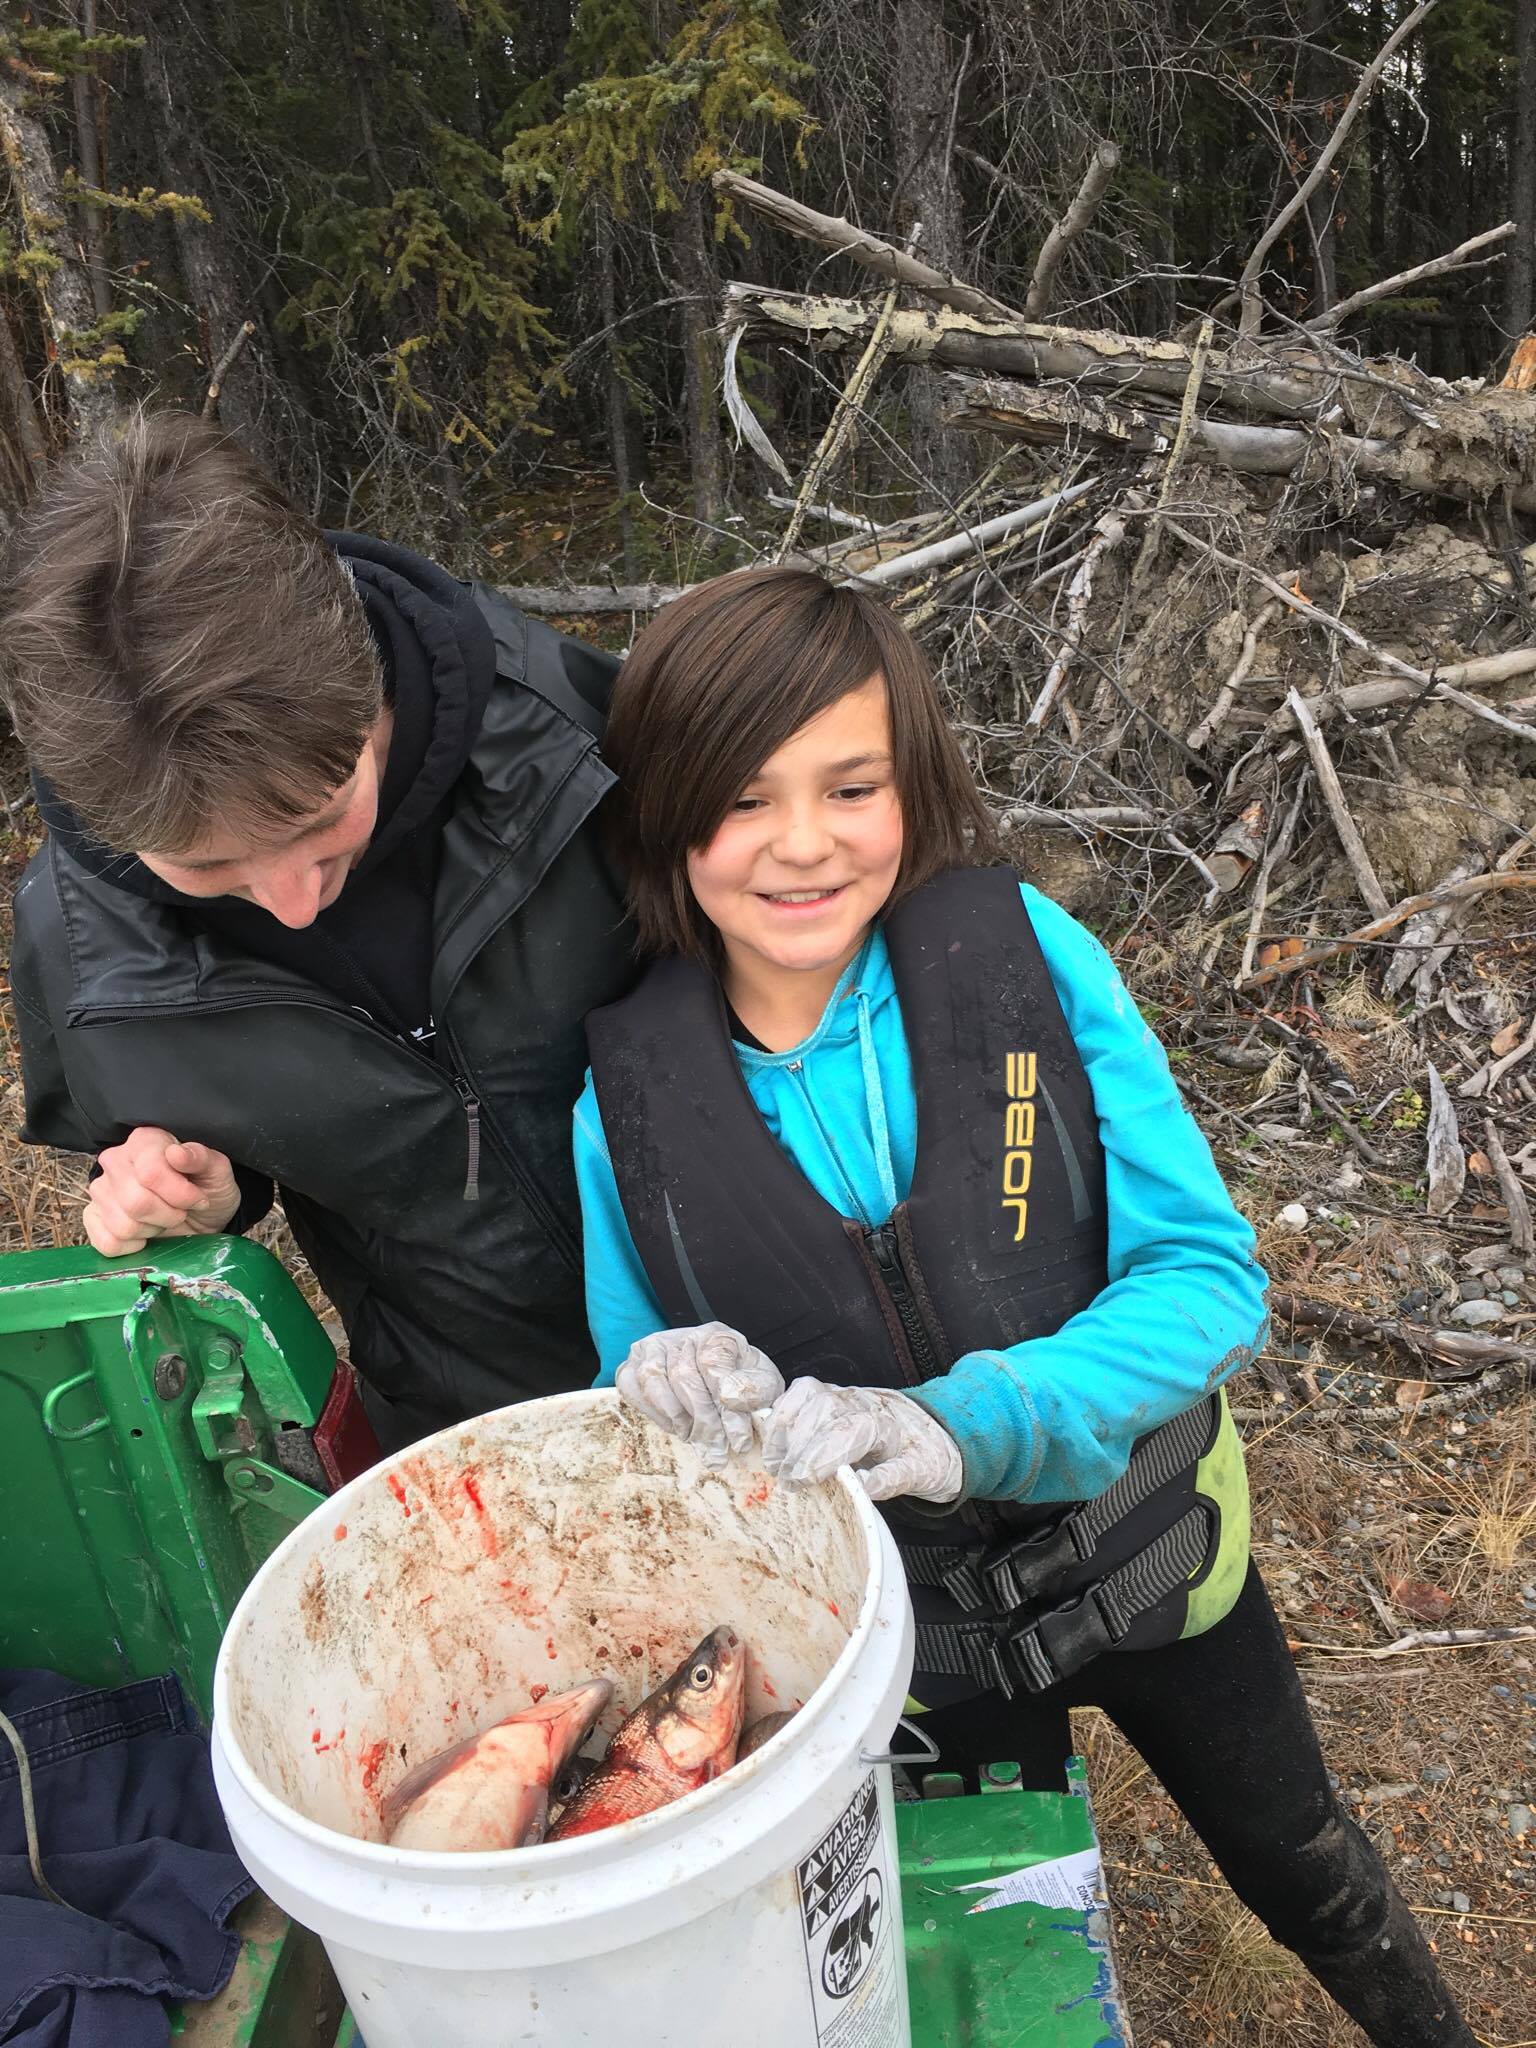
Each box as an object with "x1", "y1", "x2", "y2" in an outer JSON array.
[
  {"x1": 1004, "y1": 1585, "x2": 1122, "y2": 1694},
  {"x1": 982, "y1": 1513, "x2": 1091, "y2": 1613}
]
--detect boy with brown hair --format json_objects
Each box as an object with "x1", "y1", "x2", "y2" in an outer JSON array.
[{"x1": 2, "y1": 410, "x2": 634, "y2": 1449}]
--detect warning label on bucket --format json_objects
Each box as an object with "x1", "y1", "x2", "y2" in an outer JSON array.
[{"x1": 796, "y1": 1773, "x2": 903, "y2": 2046}]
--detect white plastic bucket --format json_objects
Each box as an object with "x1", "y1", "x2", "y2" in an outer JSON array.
[{"x1": 212, "y1": 1390, "x2": 916, "y2": 2048}]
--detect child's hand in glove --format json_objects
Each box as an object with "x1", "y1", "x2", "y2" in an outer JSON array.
[
  {"x1": 760, "y1": 1378, "x2": 963, "y2": 1503},
  {"x1": 615, "y1": 1323, "x2": 784, "y2": 1468}
]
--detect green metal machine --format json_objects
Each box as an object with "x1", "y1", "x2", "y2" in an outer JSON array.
[{"x1": 0, "y1": 1237, "x2": 1128, "y2": 2047}]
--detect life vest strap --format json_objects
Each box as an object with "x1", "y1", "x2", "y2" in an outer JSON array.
[
  {"x1": 900, "y1": 1395, "x2": 1219, "y2": 1617},
  {"x1": 913, "y1": 1504, "x2": 1214, "y2": 1700}
]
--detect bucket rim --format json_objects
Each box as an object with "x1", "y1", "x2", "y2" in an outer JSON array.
[{"x1": 212, "y1": 1389, "x2": 900, "y2": 1873}]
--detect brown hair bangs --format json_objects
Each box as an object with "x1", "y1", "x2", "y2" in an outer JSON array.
[
  {"x1": 0, "y1": 408, "x2": 382, "y2": 857},
  {"x1": 604, "y1": 565, "x2": 999, "y2": 956}
]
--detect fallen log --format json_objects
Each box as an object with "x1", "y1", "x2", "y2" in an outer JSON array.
[
  {"x1": 944, "y1": 373, "x2": 1536, "y2": 517},
  {"x1": 1251, "y1": 656, "x2": 1536, "y2": 738},
  {"x1": 722, "y1": 281, "x2": 1416, "y2": 428},
  {"x1": 497, "y1": 582, "x2": 685, "y2": 613}
]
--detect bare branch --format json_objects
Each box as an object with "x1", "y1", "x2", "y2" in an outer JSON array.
[
  {"x1": 496, "y1": 582, "x2": 685, "y2": 614},
  {"x1": 1287, "y1": 687, "x2": 1391, "y2": 917},
  {"x1": 1305, "y1": 222, "x2": 1515, "y2": 332},
  {"x1": 1023, "y1": 141, "x2": 1121, "y2": 321},
  {"x1": 1240, "y1": 869, "x2": 1536, "y2": 992},
  {"x1": 852, "y1": 481, "x2": 1098, "y2": 587},
  {"x1": 1027, "y1": 510, "x2": 1125, "y2": 726},
  {"x1": 712, "y1": 170, "x2": 1022, "y2": 325},
  {"x1": 1236, "y1": 0, "x2": 1440, "y2": 338},
  {"x1": 1188, "y1": 600, "x2": 1278, "y2": 751},
  {"x1": 203, "y1": 320, "x2": 256, "y2": 419},
  {"x1": 1484, "y1": 1118, "x2": 1536, "y2": 1256},
  {"x1": 775, "y1": 229, "x2": 919, "y2": 561}
]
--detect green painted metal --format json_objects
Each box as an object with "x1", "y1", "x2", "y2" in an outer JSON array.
[
  {"x1": 223, "y1": 1454, "x2": 329, "y2": 1528},
  {"x1": 192, "y1": 1338, "x2": 255, "y2": 1460},
  {"x1": 900, "y1": 1761, "x2": 1129, "y2": 2047},
  {"x1": 0, "y1": 1236, "x2": 336, "y2": 1718}
]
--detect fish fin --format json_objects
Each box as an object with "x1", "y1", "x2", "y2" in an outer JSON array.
[{"x1": 381, "y1": 1731, "x2": 486, "y2": 1839}]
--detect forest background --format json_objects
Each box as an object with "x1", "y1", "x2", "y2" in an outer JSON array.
[
  {"x1": 5, "y1": 5, "x2": 1536, "y2": 2044},
  {"x1": 2, "y1": 0, "x2": 1535, "y2": 553}
]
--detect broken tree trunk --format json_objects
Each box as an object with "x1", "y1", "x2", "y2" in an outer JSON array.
[
  {"x1": 722, "y1": 282, "x2": 1437, "y2": 432},
  {"x1": 888, "y1": 0, "x2": 970, "y2": 502},
  {"x1": 943, "y1": 373, "x2": 1536, "y2": 517}
]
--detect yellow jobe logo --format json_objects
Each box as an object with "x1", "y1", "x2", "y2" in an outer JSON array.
[{"x1": 1003, "y1": 1051, "x2": 1036, "y2": 1243}]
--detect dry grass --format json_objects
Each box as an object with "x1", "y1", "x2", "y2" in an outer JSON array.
[{"x1": 1088, "y1": 1398, "x2": 1536, "y2": 2047}]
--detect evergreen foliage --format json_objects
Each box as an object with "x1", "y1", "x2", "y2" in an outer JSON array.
[{"x1": 0, "y1": 0, "x2": 1531, "y2": 532}]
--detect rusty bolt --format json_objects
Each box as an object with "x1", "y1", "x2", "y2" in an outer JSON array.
[{"x1": 153, "y1": 1352, "x2": 187, "y2": 1401}]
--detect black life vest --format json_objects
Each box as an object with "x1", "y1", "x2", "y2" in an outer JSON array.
[{"x1": 587, "y1": 868, "x2": 1244, "y2": 1701}]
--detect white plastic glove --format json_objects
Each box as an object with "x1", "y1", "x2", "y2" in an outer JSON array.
[
  {"x1": 615, "y1": 1323, "x2": 785, "y2": 1469},
  {"x1": 760, "y1": 1379, "x2": 964, "y2": 1504}
]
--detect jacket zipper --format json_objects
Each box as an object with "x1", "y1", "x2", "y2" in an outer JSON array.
[
  {"x1": 454, "y1": 1076, "x2": 482, "y2": 1202},
  {"x1": 868, "y1": 1215, "x2": 994, "y2": 1539},
  {"x1": 75, "y1": 988, "x2": 574, "y2": 1262},
  {"x1": 440, "y1": 1018, "x2": 578, "y2": 1264},
  {"x1": 866, "y1": 1219, "x2": 942, "y2": 1386}
]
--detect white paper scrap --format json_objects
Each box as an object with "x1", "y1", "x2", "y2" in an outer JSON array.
[{"x1": 958, "y1": 1844, "x2": 1104, "y2": 1915}]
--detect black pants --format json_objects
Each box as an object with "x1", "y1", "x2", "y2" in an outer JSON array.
[{"x1": 919, "y1": 1564, "x2": 1473, "y2": 2047}]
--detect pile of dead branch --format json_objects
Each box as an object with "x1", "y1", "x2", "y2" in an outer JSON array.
[{"x1": 500, "y1": 2, "x2": 1536, "y2": 1442}]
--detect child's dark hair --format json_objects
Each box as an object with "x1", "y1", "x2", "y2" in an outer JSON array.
[{"x1": 605, "y1": 564, "x2": 999, "y2": 956}]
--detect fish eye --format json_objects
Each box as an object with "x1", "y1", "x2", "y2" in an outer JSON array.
[{"x1": 690, "y1": 1663, "x2": 714, "y2": 1688}]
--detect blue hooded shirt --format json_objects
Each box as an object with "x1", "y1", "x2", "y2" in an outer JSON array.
[{"x1": 574, "y1": 883, "x2": 1268, "y2": 1506}]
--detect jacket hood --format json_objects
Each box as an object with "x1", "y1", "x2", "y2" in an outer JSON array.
[{"x1": 31, "y1": 531, "x2": 497, "y2": 903}]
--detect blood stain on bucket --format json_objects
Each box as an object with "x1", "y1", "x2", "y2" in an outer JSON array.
[
  {"x1": 529, "y1": 1683, "x2": 548, "y2": 1704},
  {"x1": 386, "y1": 1474, "x2": 412, "y2": 1516},
  {"x1": 461, "y1": 1469, "x2": 499, "y2": 1558},
  {"x1": 359, "y1": 1741, "x2": 387, "y2": 1796},
  {"x1": 333, "y1": 1523, "x2": 348, "y2": 1542}
]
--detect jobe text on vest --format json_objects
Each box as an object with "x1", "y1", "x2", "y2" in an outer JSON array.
[{"x1": 1003, "y1": 1051, "x2": 1036, "y2": 1242}]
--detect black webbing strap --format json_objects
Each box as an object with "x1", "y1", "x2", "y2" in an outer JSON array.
[
  {"x1": 899, "y1": 1395, "x2": 1217, "y2": 1618},
  {"x1": 897, "y1": 1543, "x2": 987, "y2": 1609},
  {"x1": 913, "y1": 1504, "x2": 1213, "y2": 1700}
]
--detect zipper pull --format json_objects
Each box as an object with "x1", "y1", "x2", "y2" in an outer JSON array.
[{"x1": 454, "y1": 1077, "x2": 482, "y2": 1202}]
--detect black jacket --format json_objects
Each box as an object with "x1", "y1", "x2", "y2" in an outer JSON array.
[{"x1": 10, "y1": 565, "x2": 636, "y2": 1448}]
